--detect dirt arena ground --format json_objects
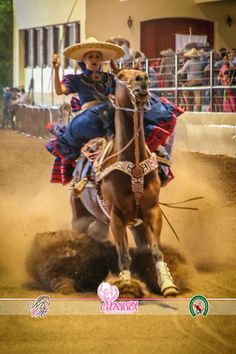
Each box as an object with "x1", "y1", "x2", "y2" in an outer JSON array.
[{"x1": 0, "y1": 129, "x2": 235, "y2": 353}]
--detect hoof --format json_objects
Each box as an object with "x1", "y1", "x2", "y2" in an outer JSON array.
[
  {"x1": 106, "y1": 274, "x2": 149, "y2": 298},
  {"x1": 162, "y1": 286, "x2": 178, "y2": 297},
  {"x1": 50, "y1": 277, "x2": 76, "y2": 294},
  {"x1": 119, "y1": 270, "x2": 131, "y2": 281}
]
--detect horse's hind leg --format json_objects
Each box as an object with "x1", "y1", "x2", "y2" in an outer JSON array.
[
  {"x1": 130, "y1": 222, "x2": 149, "y2": 249},
  {"x1": 144, "y1": 204, "x2": 178, "y2": 296},
  {"x1": 70, "y1": 190, "x2": 95, "y2": 234},
  {"x1": 88, "y1": 219, "x2": 109, "y2": 243}
]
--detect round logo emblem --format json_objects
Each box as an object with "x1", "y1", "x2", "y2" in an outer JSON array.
[{"x1": 189, "y1": 295, "x2": 209, "y2": 317}]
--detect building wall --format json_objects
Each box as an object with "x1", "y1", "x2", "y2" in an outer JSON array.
[
  {"x1": 13, "y1": 0, "x2": 86, "y2": 89},
  {"x1": 86, "y1": 0, "x2": 236, "y2": 53},
  {"x1": 14, "y1": 0, "x2": 86, "y2": 29},
  {"x1": 13, "y1": 0, "x2": 236, "y2": 104}
]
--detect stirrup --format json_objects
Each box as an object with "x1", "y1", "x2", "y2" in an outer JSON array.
[{"x1": 73, "y1": 177, "x2": 88, "y2": 196}]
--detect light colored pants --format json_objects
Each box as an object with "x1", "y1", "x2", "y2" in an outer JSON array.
[{"x1": 183, "y1": 88, "x2": 201, "y2": 111}]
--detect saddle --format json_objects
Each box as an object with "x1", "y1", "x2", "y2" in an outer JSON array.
[
  {"x1": 71, "y1": 138, "x2": 112, "y2": 196},
  {"x1": 71, "y1": 137, "x2": 172, "y2": 198}
]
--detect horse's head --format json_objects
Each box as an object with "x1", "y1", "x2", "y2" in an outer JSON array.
[
  {"x1": 118, "y1": 69, "x2": 149, "y2": 105},
  {"x1": 111, "y1": 60, "x2": 149, "y2": 107}
]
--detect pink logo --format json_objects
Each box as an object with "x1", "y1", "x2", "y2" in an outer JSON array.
[
  {"x1": 97, "y1": 282, "x2": 139, "y2": 314},
  {"x1": 27, "y1": 295, "x2": 51, "y2": 318},
  {"x1": 97, "y1": 282, "x2": 119, "y2": 302}
]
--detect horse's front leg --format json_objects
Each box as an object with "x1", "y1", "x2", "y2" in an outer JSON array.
[
  {"x1": 109, "y1": 206, "x2": 132, "y2": 280},
  {"x1": 144, "y1": 204, "x2": 178, "y2": 296}
]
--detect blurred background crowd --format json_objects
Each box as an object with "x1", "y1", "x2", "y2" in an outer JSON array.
[{"x1": 1, "y1": 40, "x2": 236, "y2": 130}]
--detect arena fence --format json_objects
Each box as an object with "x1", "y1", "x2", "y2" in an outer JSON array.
[
  {"x1": 121, "y1": 51, "x2": 236, "y2": 113},
  {"x1": 15, "y1": 49, "x2": 236, "y2": 156},
  {"x1": 15, "y1": 105, "x2": 236, "y2": 158},
  {"x1": 15, "y1": 104, "x2": 67, "y2": 138},
  {"x1": 175, "y1": 112, "x2": 236, "y2": 157}
]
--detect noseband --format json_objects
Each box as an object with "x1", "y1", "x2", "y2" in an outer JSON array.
[{"x1": 110, "y1": 79, "x2": 151, "y2": 113}]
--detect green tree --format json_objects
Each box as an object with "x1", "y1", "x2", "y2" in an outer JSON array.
[{"x1": 0, "y1": 0, "x2": 13, "y2": 91}]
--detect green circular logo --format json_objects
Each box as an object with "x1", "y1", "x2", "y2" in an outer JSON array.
[{"x1": 189, "y1": 295, "x2": 209, "y2": 317}]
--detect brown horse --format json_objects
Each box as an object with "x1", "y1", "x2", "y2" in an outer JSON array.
[{"x1": 71, "y1": 67, "x2": 177, "y2": 296}]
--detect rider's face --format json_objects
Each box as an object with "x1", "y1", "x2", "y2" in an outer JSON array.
[{"x1": 84, "y1": 51, "x2": 103, "y2": 71}]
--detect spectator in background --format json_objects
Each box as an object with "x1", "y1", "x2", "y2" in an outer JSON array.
[
  {"x1": 230, "y1": 48, "x2": 236, "y2": 67},
  {"x1": 217, "y1": 51, "x2": 236, "y2": 113},
  {"x1": 134, "y1": 50, "x2": 146, "y2": 70},
  {"x1": 148, "y1": 59, "x2": 159, "y2": 89},
  {"x1": 209, "y1": 50, "x2": 226, "y2": 111},
  {"x1": 1, "y1": 87, "x2": 12, "y2": 128},
  {"x1": 219, "y1": 47, "x2": 227, "y2": 61},
  {"x1": 198, "y1": 48, "x2": 210, "y2": 108},
  {"x1": 221, "y1": 69, "x2": 236, "y2": 112},
  {"x1": 217, "y1": 51, "x2": 231, "y2": 82},
  {"x1": 8, "y1": 87, "x2": 21, "y2": 130},
  {"x1": 106, "y1": 37, "x2": 134, "y2": 67},
  {"x1": 18, "y1": 88, "x2": 31, "y2": 104},
  {"x1": 213, "y1": 49, "x2": 227, "y2": 111},
  {"x1": 211, "y1": 49, "x2": 227, "y2": 81},
  {"x1": 159, "y1": 48, "x2": 175, "y2": 88},
  {"x1": 178, "y1": 48, "x2": 208, "y2": 111}
]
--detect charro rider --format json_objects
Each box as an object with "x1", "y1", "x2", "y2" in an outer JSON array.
[
  {"x1": 46, "y1": 37, "x2": 183, "y2": 185},
  {"x1": 46, "y1": 37, "x2": 122, "y2": 183}
]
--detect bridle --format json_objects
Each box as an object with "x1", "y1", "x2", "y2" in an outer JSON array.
[
  {"x1": 110, "y1": 78, "x2": 151, "y2": 112},
  {"x1": 95, "y1": 77, "x2": 158, "y2": 206},
  {"x1": 99, "y1": 79, "x2": 150, "y2": 167}
]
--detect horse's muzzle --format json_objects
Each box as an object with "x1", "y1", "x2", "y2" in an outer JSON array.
[{"x1": 133, "y1": 89, "x2": 148, "y2": 103}]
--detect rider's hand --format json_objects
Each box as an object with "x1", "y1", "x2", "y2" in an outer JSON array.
[{"x1": 52, "y1": 54, "x2": 60, "y2": 69}]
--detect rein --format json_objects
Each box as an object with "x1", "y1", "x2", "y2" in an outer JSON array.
[
  {"x1": 160, "y1": 196, "x2": 204, "y2": 242},
  {"x1": 132, "y1": 108, "x2": 144, "y2": 205},
  {"x1": 97, "y1": 125, "x2": 142, "y2": 168},
  {"x1": 98, "y1": 81, "x2": 143, "y2": 167},
  {"x1": 91, "y1": 79, "x2": 152, "y2": 168},
  {"x1": 97, "y1": 79, "x2": 154, "y2": 205}
]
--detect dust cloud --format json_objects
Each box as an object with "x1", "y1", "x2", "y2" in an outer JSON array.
[
  {"x1": 161, "y1": 150, "x2": 236, "y2": 271},
  {"x1": 0, "y1": 131, "x2": 71, "y2": 285},
  {"x1": 0, "y1": 130, "x2": 235, "y2": 298}
]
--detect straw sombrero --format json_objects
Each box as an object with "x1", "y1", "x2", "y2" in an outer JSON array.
[
  {"x1": 63, "y1": 37, "x2": 125, "y2": 61},
  {"x1": 160, "y1": 48, "x2": 175, "y2": 57},
  {"x1": 184, "y1": 48, "x2": 200, "y2": 58}
]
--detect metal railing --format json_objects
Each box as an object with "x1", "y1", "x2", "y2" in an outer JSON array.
[
  {"x1": 15, "y1": 50, "x2": 236, "y2": 138},
  {"x1": 120, "y1": 51, "x2": 236, "y2": 113}
]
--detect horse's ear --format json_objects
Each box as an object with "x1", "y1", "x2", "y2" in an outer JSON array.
[
  {"x1": 110, "y1": 59, "x2": 120, "y2": 75},
  {"x1": 134, "y1": 60, "x2": 142, "y2": 70}
]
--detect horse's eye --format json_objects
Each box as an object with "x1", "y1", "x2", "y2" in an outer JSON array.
[
  {"x1": 118, "y1": 73, "x2": 124, "y2": 80},
  {"x1": 135, "y1": 75, "x2": 142, "y2": 81}
]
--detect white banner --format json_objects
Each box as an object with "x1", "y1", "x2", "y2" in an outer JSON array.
[
  {"x1": 175, "y1": 34, "x2": 207, "y2": 53},
  {"x1": 0, "y1": 298, "x2": 236, "y2": 315}
]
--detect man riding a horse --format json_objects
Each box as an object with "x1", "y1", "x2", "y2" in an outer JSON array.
[{"x1": 46, "y1": 37, "x2": 183, "y2": 296}]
